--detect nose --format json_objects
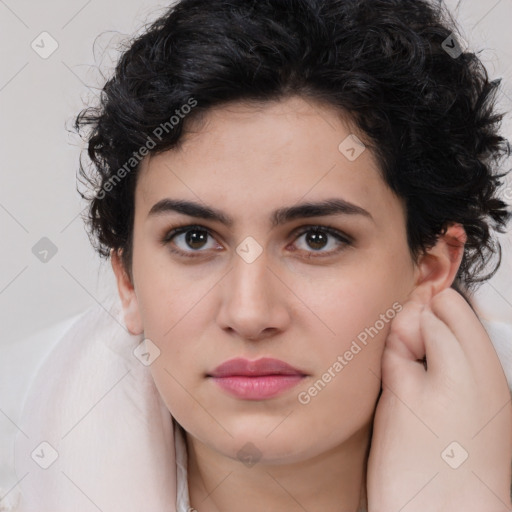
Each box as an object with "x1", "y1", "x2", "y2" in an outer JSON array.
[{"x1": 216, "y1": 248, "x2": 290, "y2": 342}]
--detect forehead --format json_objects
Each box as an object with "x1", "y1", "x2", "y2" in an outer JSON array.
[{"x1": 135, "y1": 96, "x2": 403, "y2": 225}]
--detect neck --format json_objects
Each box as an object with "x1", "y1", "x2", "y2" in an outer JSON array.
[{"x1": 185, "y1": 423, "x2": 371, "y2": 512}]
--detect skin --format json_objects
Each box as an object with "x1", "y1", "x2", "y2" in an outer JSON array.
[{"x1": 111, "y1": 95, "x2": 512, "y2": 511}]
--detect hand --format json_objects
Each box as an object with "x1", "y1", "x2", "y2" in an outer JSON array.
[{"x1": 366, "y1": 286, "x2": 512, "y2": 512}]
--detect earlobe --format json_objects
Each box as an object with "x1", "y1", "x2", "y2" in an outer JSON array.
[
  {"x1": 110, "y1": 248, "x2": 144, "y2": 335},
  {"x1": 414, "y1": 223, "x2": 467, "y2": 297}
]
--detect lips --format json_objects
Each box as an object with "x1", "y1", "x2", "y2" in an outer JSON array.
[
  {"x1": 207, "y1": 357, "x2": 308, "y2": 400},
  {"x1": 208, "y1": 357, "x2": 306, "y2": 378}
]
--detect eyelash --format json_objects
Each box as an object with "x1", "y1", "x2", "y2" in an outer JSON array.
[{"x1": 159, "y1": 223, "x2": 353, "y2": 259}]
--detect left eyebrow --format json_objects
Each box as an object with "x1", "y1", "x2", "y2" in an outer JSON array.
[{"x1": 147, "y1": 197, "x2": 374, "y2": 228}]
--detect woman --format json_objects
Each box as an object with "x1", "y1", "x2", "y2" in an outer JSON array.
[{"x1": 10, "y1": 0, "x2": 512, "y2": 510}]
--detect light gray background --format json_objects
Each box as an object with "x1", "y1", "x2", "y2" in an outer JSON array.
[{"x1": 0, "y1": 0, "x2": 511, "y2": 492}]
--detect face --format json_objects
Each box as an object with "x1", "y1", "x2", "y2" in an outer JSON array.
[{"x1": 116, "y1": 96, "x2": 420, "y2": 464}]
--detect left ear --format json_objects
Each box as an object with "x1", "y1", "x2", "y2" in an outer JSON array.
[{"x1": 414, "y1": 222, "x2": 467, "y2": 295}]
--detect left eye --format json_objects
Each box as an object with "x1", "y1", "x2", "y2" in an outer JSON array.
[
  {"x1": 160, "y1": 224, "x2": 352, "y2": 258},
  {"x1": 292, "y1": 226, "x2": 352, "y2": 256}
]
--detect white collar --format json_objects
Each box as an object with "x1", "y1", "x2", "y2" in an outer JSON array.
[{"x1": 174, "y1": 420, "x2": 191, "y2": 511}]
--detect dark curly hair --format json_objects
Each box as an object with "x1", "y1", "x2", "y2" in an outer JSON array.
[{"x1": 74, "y1": 0, "x2": 511, "y2": 299}]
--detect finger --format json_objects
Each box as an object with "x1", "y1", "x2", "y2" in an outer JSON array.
[
  {"x1": 381, "y1": 340, "x2": 426, "y2": 392},
  {"x1": 385, "y1": 301, "x2": 425, "y2": 361},
  {"x1": 383, "y1": 282, "x2": 436, "y2": 365},
  {"x1": 381, "y1": 302, "x2": 428, "y2": 389},
  {"x1": 420, "y1": 306, "x2": 466, "y2": 378},
  {"x1": 429, "y1": 288, "x2": 502, "y2": 373}
]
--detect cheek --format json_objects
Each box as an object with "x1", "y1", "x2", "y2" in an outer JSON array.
[
  {"x1": 292, "y1": 266, "x2": 399, "y2": 344},
  {"x1": 135, "y1": 260, "x2": 214, "y2": 338},
  {"x1": 292, "y1": 266, "x2": 404, "y2": 397},
  {"x1": 294, "y1": 286, "x2": 395, "y2": 437},
  {"x1": 148, "y1": 358, "x2": 194, "y2": 420},
  {"x1": 138, "y1": 285, "x2": 215, "y2": 423}
]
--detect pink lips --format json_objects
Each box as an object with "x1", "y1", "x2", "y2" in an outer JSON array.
[{"x1": 207, "y1": 357, "x2": 307, "y2": 400}]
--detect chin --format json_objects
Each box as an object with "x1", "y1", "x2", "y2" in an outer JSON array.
[{"x1": 204, "y1": 426, "x2": 334, "y2": 466}]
